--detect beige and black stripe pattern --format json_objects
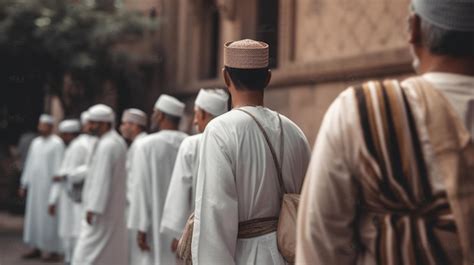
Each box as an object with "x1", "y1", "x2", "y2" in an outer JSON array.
[{"x1": 354, "y1": 80, "x2": 455, "y2": 265}]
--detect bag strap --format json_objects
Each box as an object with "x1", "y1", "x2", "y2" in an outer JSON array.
[{"x1": 237, "y1": 108, "x2": 286, "y2": 194}]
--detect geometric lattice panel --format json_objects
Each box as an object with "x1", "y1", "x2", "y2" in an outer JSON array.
[{"x1": 295, "y1": 0, "x2": 411, "y2": 63}]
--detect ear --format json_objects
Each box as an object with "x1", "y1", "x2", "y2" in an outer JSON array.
[
  {"x1": 223, "y1": 68, "x2": 232, "y2": 88},
  {"x1": 264, "y1": 69, "x2": 272, "y2": 88},
  {"x1": 408, "y1": 13, "x2": 422, "y2": 45}
]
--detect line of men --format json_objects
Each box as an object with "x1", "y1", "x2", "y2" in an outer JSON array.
[{"x1": 18, "y1": 0, "x2": 474, "y2": 264}]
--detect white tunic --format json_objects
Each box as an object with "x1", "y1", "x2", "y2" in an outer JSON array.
[
  {"x1": 191, "y1": 106, "x2": 311, "y2": 265},
  {"x1": 21, "y1": 135, "x2": 65, "y2": 252},
  {"x1": 128, "y1": 130, "x2": 188, "y2": 265},
  {"x1": 72, "y1": 130, "x2": 128, "y2": 265},
  {"x1": 49, "y1": 135, "x2": 90, "y2": 239},
  {"x1": 295, "y1": 73, "x2": 474, "y2": 264},
  {"x1": 66, "y1": 134, "x2": 98, "y2": 236},
  {"x1": 125, "y1": 132, "x2": 150, "y2": 265},
  {"x1": 161, "y1": 134, "x2": 202, "y2": 239}
]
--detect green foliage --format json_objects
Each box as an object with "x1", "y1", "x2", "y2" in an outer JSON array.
[{"x1": 0, "y1": 0, "x2": 159, "y2": 87}]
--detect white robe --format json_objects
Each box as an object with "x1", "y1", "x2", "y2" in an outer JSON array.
[
  {"x1": 295, "y1": 73, "x2": 474, "y2": 264},
  {"x1": 48, "y1": 135, "x2": 91, "y2": 262},
  {"x1": 66, "y1": 134, "x2": 98, "y2": 237},
  {"x1": 72, "y1": 130, "x2": 128, "y2": 265},
  {"x1": 161, "y1": 134, "x2": 202, "y2": 239},
  {"x1": 128, "y1": 130, "x2": 188, "y2": 265},
  {"x1": 21, "y1": 134, "x2": 65, "y2": 253},
  {"x1": 191, "y1": 106, "x2": 311, "y2": 265},
  {"x1": 125, "y1": 132, "x2": 150, "y2": 265}
]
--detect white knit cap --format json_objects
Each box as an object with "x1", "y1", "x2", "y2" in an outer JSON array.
[
  {"x1": 224, "y1": 39, "x2": 269, "y2": 69},
  {"x1": 122, "y1": 108, "x2": 147, "y2": 126},
  {"x1": 80, "y1": 111, "x2": 90, "y2": 125},
  {"x1": 88, "y1": 104, "x2": 115, "y2": 123},
  {"x1": 39, "y1": 114, "x2": 54, "y2": 125},
  {"x1": 195, "y1": 89, "x2": 229, "y2": 116},
  {"x1": 412, "y1": 0, "x2": 474, "y2": 32},
  {"x1": 154, "y1": 95, "x2": 185, "y2": 117},
  {"x1": 58, "y1": 119, "x2": 81, "y2": 133}
]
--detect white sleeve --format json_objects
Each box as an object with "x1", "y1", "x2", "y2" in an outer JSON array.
[
  {"x1": 161, "y1": 141, "x2": 194, "y2": 239},
  {"x1": 49, "y1": 183, "x2": 61, "y2": 205},
  {"x1": 84, "y1": 142, "x2": 114, "y2": 214},
  {"x1": 192, "y1": 127, "x2": 237, "y2": 265},
  {"x1": 127, "y1": 143, "x2": 152, "y2": 232},
  {"x1": 296, "y1": 90, "x2": 359, "y2": 264}
]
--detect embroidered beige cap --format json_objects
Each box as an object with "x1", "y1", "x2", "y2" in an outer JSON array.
[{"x1": 224, "y1": 39, "x2": 269, "y2": 69}]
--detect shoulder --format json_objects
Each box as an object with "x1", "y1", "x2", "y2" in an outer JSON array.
[
  {"x1": 50, "y1": 135, "x2": 65, "y2": 148},
  {"x1": 181, "y1": 134, "x2": 202, "y2": 147}
]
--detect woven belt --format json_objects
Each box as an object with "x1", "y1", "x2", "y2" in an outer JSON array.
[{"x1": 237, "y1": 217, "x2": 278, "y2": 239}]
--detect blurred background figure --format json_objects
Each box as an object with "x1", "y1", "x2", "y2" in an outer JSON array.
[
  {"x1": 120, "y1": 108, "x2": 150, "y2": 265},
  {"x1": 72, "y1": 104, "x2": 128, "y2": 265},
  {"x1": 19, "y1": 114, "x2": 65, "y2": 262}
]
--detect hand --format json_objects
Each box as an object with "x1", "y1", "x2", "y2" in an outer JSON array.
[
  {"x1": 52, "y1": 175, "x2": 65, "y2": 182},
  {"x1": 86, "y1": 211, "x2": 95, "y2": 225},
  {"x1": 48, "y1": 205, "x2": 56, "y2": 216},
  {"x1": 18, "y1": 188, "x2": 27, "y2": 198},
  {"x1": 137, "y1": 231, "x2": 150, "y2": 251},
  {"x1": 171, "y1": 238, "x2": 179, "y2": 252}
]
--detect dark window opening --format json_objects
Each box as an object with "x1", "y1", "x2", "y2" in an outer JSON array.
[{"x1": 257, "y1": 0, "x2": 279, "y2": 68}]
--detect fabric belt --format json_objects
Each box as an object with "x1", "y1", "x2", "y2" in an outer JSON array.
[{"x1": 237, "y1": 217, "x2": 278, "y2": 239}]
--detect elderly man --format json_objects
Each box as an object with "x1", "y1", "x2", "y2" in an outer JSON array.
[
  {"x1": 120, "y1": 108, "x2": 149, "y2": 265},
  {"x1": 128, "y1": 95, "x2": 188, "y2": 265},
  {"x1": 161, "y1": 88, "x2": 229, "y2": 254},
  {"x1": 296, "y1": 1, "x2": 474, "y2": 264},
  {"x1": 191, "y1": 39, "x2": 311, "y2": 264},
  {"x1": 19, "y1": 114, "x2": 65, "y2": 262},
  {"x1": 48, "y1": 119, "x2": 84, "y2": 264},
  {"x1": 72, "y1": 104, "x2": 128, "y2": 265}
]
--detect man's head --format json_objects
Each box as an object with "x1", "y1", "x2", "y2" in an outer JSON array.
[
  {"x1": 151, "y1": 95, "x2": 185, "y2": 131},
  {"x1": 37, "y1": 114, "x2": 54, "y2": 137},
  {"x1": 120, "y1": 108, "x2": 148, "y2": 141},
  {"x1": 223, "y1": 39, "x2": 271, "y2": 95},
  {"x1": 58, "y1": 119, "x2": 81, "y2": 145},
  {"x1": 193, "y1": 88, "x2": 229, "y2": 132},
  {"x1": 87, "y1": 104, "x2": 115, "y2": 137},
  {"x1": 80, "y1": 111, "x2": 92, "y2": 134},
  {"x1": 408, "y1": 0, "x2": 474, "y2": 73}
]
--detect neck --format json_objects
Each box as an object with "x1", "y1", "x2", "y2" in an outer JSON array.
[
  {"x1": 160, "y1": 121, "x2": 179, "y2": 131},
  {"x1": 98, "y1": 129, "x2": 111, "y2": 137},
  {"x1": 418, "y1": 52, "x2": 474, "y2": 76},
  {"x1": 231, "y1": 90, "x2": 264, "y2": 109},
  {"x1": 130, "y1": 131, "x2": 143, "y2": 141}
]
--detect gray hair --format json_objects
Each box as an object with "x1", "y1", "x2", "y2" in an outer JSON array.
[{"x1": 420, "y1": 18, "x2": 474, "y2": 57}]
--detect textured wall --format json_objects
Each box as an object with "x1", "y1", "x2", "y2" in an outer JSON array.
[{"x1": 295, "y1": 0, "x2": 411, "y2": 63}]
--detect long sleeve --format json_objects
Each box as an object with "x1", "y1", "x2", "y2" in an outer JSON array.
[
  {"x1": 84, "y1": 142, "x2": 114, "y2": 214},
  {"x1": 127, "y1": 143, "x2": 152, "y2": 232},
  {"x1": 161, "y1": 141, "x2": 194, "y2": 239},
  {"x1": 67, "y1": 165, "x2": 88, "y2": 184},
  {"x1": 192, "y1": 127, "x2": 238, "y2": 265},
  {"x1": 296, "y1": 90, "x2": 359, "y2": 265},
  {"x1": 49, "y1": 183, "x2": 61, "y2": 204}
]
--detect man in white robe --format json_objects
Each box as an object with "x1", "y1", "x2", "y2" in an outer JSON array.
[
  {"x1": 296, "y1": 1, "x2": 474, "y2": 264},
  {"x1": 119, "y1": 108, "x2": 149, "y2": 265},
  {"x1": 161, "y1": 89, "x2": 229, "y2": 253},
  {"x1": 72, "y1": 104, "x2": 128, "y2": 265},
  {"x1": 48, "y1": 119, "x2": 85, "y2": 264},
  {"x1": 191, "y1": 39, "x2": 311, "y2": 265},
  {"x1": 19, "y1": 114, "x2": 65, "y2": 262},
  {"x1": 128, "y1": 95, "x2": 188, "y2": 265},
  {"x1": 66, "y1": 111, "x2": 97, "y2": 198}
]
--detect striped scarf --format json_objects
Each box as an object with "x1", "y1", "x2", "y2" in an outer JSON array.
[{"x1": 354, "y1": 77, "x2": 474, "y2": 265}]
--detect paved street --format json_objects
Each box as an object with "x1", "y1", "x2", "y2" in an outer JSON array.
[{"x1": 0, "y1": 212, "x2": 61, "y2": 265}]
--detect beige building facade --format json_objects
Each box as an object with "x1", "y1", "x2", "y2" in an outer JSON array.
[{"x1": 125, "y1": 0, "x2": 414, "y2": 144}]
